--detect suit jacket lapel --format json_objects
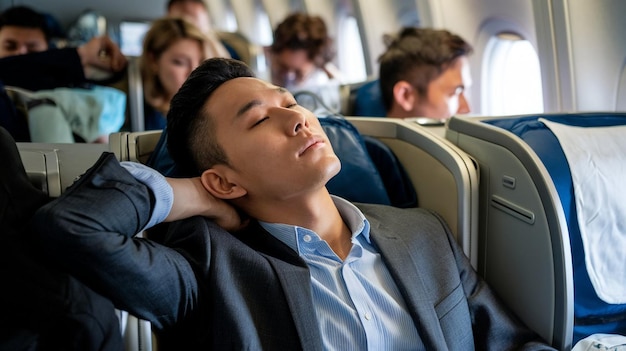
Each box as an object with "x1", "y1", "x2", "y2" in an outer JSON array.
[
  {"x1": 266, "y1": 257, "x2": 324, "y2": 351},
  {"x1": 367, "y1": 215, "x2": 449, "y2": 350},
  {"x1": 235, "y1": 222, "x2": 323, "y2": 351}
]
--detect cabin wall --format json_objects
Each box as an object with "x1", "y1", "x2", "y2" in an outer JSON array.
[
  {"x1": 0, "y1": 0, "x2": 167, "y2": 28},
  {"x1": 2, "y1": 0, "x2": 626, "y2": 114},
  {"x1": 564, "y1": 0, "x2": 626, "y2": 112}
]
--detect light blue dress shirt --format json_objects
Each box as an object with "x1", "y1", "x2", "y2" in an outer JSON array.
[
  {"x1": 260, "y1": 196, "x2": 420, "y2": 350},
  {"x1": 124, "y1": 162, "x2": 420, "y2": 350}
]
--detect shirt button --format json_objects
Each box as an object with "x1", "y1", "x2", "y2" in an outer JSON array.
[
  {"x1": 303, "y1": 235, "x2": 312, "y2": 242},
  {"x1": 364, "y1": 312, "x2": 372, "y2": 320}
]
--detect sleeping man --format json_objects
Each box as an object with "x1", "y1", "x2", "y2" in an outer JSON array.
[{"x1": 33, "y1": 58, "x2": 553, "y2": 350}]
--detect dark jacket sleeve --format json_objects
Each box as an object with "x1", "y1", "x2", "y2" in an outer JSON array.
[
  {"x1": 0, "y1": 48, "x2": 86, "y2": 91},
  {"x1": 31, "y1": 152, "x2": 201, "y2": 330},
  {"x1": 1, "y1": 127, "x2": 124, "y2": 350}
]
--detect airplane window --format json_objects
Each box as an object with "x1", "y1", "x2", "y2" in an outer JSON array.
[
  {"x1": 483, "y1": 32, "x2": 544, "y2": 115},
  {"x1": 207, "y1": 0, "x2": 238, "y2": 32},
  {"x1": 221, "y1": 6, "x2": 238, "y2": 32},
  {"x1": 337, "y1": 15, "x2": 367, "y2": 83},
  {"x1": 119, "y1": 21, "x2": 150, "y2": 57},
  {"x1": 252, "y1": 1, "x2": 273, "y2": 46}
]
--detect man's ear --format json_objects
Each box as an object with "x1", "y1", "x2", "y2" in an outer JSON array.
[
  {"x1": 199, "y1": 167, "x2": 247, "y2": 200},
  {"x1": 392, "y1": 80, "x2": 417, "y2": 112}
]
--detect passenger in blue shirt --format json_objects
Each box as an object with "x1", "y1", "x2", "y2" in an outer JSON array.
[{"x1": 34, "y1": 58, "x2": 554, "y2": 350}]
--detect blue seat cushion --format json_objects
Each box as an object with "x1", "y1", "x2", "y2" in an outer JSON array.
[{"x1": 363, "y1": 135, "x2": 417, "y2": 208}]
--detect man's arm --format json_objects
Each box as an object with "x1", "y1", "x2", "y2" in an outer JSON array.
[
  {"x1": 0, "y1": 36, "x2": 127, "y2": 91},
  {"x1": 31, "y1": 153, "x2": 235, "y2": 330},
  {"x1": 119, "y1": 160, "x2": 243, "y2": 231},
  {"x1": 0, "y1": 48, "x2": 85, "y2": 91}
]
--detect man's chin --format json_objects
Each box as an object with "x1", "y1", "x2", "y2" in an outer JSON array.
[{"x1": 323, "y1": 159, "x2": 342, "y2": 183}]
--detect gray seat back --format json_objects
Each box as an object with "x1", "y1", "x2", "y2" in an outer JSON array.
[{"x1": 446, "y1": 115, "x2": 575, "y2": 350}]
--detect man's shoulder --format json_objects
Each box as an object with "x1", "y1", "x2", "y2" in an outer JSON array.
[
  {"x1": 165, "y1": 216, "x2": 264, "y2": 249},
  {"x1": 167, "y1": 215, "x2": 232, "y2": 239},
  {"x1": 356, "y1": 203, "x2": 438, "y2": 221},
  {"x1": 356, "y1": 203, "x2": 450, "y2": 239}
]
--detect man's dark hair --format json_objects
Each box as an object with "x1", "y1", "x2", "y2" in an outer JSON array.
[
  {"x1": 270, "y1": 12, "x2": 334, "y2": 67},
  {"x1": 0, "y1": 6, "x2": 50, "y2": 42},
  {"x1": 167, "y1": 58, "x2": 255, "y2": 176},
  {"x1": 378, "y1": 27, "x2": 472, "y2": 111}
]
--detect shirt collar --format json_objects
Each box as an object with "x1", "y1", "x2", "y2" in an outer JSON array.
[{"x1": 259, "y1": 195, "x2": 370, "y2": 254}]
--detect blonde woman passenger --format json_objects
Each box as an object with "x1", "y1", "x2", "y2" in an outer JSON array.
[{"x1": 141, "y1": 17, "x2": 216, "y2": 130}]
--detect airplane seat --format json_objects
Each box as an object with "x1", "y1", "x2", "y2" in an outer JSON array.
[
  {"x1": 338, "y1": 79, "x2": 370, "y2": 115},
  {"x1": 3, "y1": 82, "x2": 127, "y2": 143},
  {"x1": 352, "y1": 79, "x2": 387, "y2": 117},
  {"x1": 362, "y1": 134, "x2": 417, "y2": 208},
  {"x1": 17, "y1": 141, "x2": 154, "y2": 351},
  {"x1": 347, "y1": 117, "x2": 478, "y2": 263},
  {"x1": 446, "y1": 112, "x2": 626, "y2": 350},
  {"x1": 319, "y1": 115, "x2": 396, "y2": 205}
]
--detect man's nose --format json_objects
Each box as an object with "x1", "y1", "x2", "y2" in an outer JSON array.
[
  {"x1": 457, "y1": 93, "x2": 470, "y2": 114},
  {"x1": 280, "y1": 107, "x2": 309, "y2": 135}
]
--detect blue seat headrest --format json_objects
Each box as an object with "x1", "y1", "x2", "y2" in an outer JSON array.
[
  {"x1": 319, "y1": 115, "x2": 390, "y2": 205},
  {"x1": 353, "y1": 79, "x2": 387, "y2": 117}
]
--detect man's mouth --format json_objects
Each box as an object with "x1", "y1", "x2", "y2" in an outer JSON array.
[{"x1": 299, "y1": 137, "x2": 324, "y2": 156}]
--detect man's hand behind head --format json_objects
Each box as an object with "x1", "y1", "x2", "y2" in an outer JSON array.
[{"x1": 165, "y1": 177, "x2": 248, "y2": 232}]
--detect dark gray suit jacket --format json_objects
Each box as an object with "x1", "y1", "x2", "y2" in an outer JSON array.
[
  {"x1": 33, "y1": 153, "x2": 553, "y2": 350},
  {"x1": 1, "y1": 128, "x2": 123, "y2": 351}
]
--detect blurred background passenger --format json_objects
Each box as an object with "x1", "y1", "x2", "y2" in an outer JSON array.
[
  {"x1": 379, "y1": 27, "x2": 473, "y2": 120},
  {"x1": 166, "y1": 0, "x2": 231, "y2": 58},
  {"x1": 0, "y1": 35, "x2": 126, "y2": 91},
  {"x1": 0, "y1": 5, "x2": 127, "y2": 143},
  {"x1": 0, "y1": 5, "x2": 49, "y2": 58},
  {"x1": 140, "y1": 17, "x2": 215, "y2": 130},
  {"x1": 0, "y1": 4, "x2": 126, "y2": 90},
  {"x1": 269, "y1": 12, "x2": 341, "y2": 112}
]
